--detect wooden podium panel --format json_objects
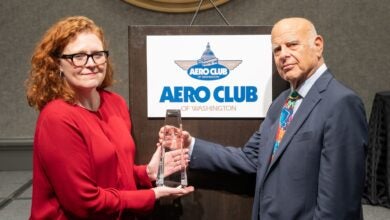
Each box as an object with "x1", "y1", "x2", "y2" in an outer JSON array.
[{"x1": 128, "y1": 25, "x2": 288, "y2": 220}]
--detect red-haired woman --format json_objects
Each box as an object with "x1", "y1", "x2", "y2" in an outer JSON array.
[{"x1": 26, "y1": 16, "x2": 193, "y2": 220}]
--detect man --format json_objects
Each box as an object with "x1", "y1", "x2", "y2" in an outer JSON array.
[{"x1": 178, "y1": 17, "x2": 368, "y2": 219}]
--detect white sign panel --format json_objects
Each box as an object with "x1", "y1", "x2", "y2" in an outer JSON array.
[{"x1": 147, "y1": 35, "x2": 272, "y2": 118}]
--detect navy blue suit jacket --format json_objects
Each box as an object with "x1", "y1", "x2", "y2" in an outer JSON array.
[{"x1": 189, "y1": 70, "x2": 368, "y2": 220}]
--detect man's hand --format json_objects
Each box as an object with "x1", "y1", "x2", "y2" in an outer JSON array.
[{"x1": 158, "y1": 126, "x2": 193, "y2": 149}]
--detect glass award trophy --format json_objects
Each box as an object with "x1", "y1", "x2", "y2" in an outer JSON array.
[{"x1": 156, "y1": 109, "x2": 188, "y2": 188}]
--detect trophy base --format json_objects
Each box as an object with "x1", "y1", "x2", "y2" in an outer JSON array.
[{"x1": 163, "y1": 180, "x2": 185, "y2": 188}]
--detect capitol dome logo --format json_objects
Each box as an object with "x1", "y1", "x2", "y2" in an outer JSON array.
[{"x1": 175, "y1": 43, "x2": 242, "y2": 81}]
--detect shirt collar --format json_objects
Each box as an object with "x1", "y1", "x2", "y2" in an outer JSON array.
[{"x1": 293, "y1": 63, "x2": 327, "y2": 98}]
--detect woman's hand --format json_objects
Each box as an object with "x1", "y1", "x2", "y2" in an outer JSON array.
[
  {"x1": 152, "y1": 185, "x2": 194, "y2": 199},
  {"x1": 147, "y1": 144, "x2": 189, "y2": 181}
]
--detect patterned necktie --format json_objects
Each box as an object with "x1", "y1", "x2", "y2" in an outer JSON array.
[{"x1": 271, "y1": 91, "x2": 300, "y2": 160}]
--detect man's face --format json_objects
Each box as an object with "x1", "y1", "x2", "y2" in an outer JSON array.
[{"x1": 271, "y1": 20, "x2": 323, "y2": 88}]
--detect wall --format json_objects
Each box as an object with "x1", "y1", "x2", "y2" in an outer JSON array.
[
  {"x1": 1, "y1": 0, "x2": 389, "y2": 167},
  {"x1": 1, "y1": 0, "x2": 389, "y2": 139}
]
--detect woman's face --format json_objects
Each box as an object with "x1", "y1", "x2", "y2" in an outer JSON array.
[{"x1": 59, "y1": 32, "x2": 106, "y2": 94}]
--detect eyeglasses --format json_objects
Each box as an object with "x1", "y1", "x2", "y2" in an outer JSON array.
[{"x1": 60, "y1": 51, "x2": 109, "y2": 67}]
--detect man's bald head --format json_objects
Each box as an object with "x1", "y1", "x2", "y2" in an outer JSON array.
[
  {"x1": 272, "y1": 17, "x2": 318, "y2": 46},
  {"x1": 270, "y1": 17, "x2": 324, "y2": 89}
]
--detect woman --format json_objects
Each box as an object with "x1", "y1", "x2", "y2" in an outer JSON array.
[{"x1": 26, "y1": 16, "x2": 193, "y2": 220}]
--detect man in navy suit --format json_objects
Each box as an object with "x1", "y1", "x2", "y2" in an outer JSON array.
[{"x1": 162, "y1": 17, "x2": 367, "y2": 219}]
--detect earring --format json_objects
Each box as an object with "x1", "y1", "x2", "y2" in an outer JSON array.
[{"x1": 59, "y1": 71, "x2": 64, "y2": 78}]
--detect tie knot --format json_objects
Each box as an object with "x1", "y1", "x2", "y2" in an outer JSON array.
[{"x1": 289, "y1": 91, "x2": 300, "y2": 101}]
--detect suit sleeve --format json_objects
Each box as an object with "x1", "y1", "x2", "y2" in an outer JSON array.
[
  {"x1": 35, "y1": 113, "x2": 155, "y2": 218},
  {"x1": 314, "y1": 94, "x2": 367, "y2": 219},
  {"x1": 189, "y1": 129, "x2": 261, "y2": 175}
]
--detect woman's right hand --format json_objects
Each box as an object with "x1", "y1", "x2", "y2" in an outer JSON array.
[
  {"x1": 152, "y1": 185, "x2": 194, "y2": 199},
  {"x1": 147, "y1": 144, "x2": 189, "y2": 181}
]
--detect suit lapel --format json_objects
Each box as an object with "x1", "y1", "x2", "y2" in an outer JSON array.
[{"x1": 266, "y1": 71, "x2": 333, "y2": 172}]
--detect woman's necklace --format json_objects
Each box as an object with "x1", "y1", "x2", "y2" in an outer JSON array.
[{"x1": 76, "y1": 95, "x2": 100, "y2": 112}]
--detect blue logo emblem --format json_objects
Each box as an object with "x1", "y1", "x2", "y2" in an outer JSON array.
[{"x1": 175, "y1": 43, "x2": 242, "y2": 81}]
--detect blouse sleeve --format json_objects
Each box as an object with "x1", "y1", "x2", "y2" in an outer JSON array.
[
  {"x1": 35, "y1": 111, "x2": 155, "y2": 218},
  {"x1": 117, "y1": 95, "x2": 154, "y2": 189},
  {"x1": 133, "y1": 165, "x2": 154, "y2": 188}
]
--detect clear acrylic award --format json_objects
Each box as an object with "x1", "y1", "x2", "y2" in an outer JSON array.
[{"x1": 156, "y1": 109, "x2": 188, "y2": 188}]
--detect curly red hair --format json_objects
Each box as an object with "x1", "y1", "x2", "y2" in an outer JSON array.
[{"x1": 26, "y1": 16, "x2": 114, "y2": 111}]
